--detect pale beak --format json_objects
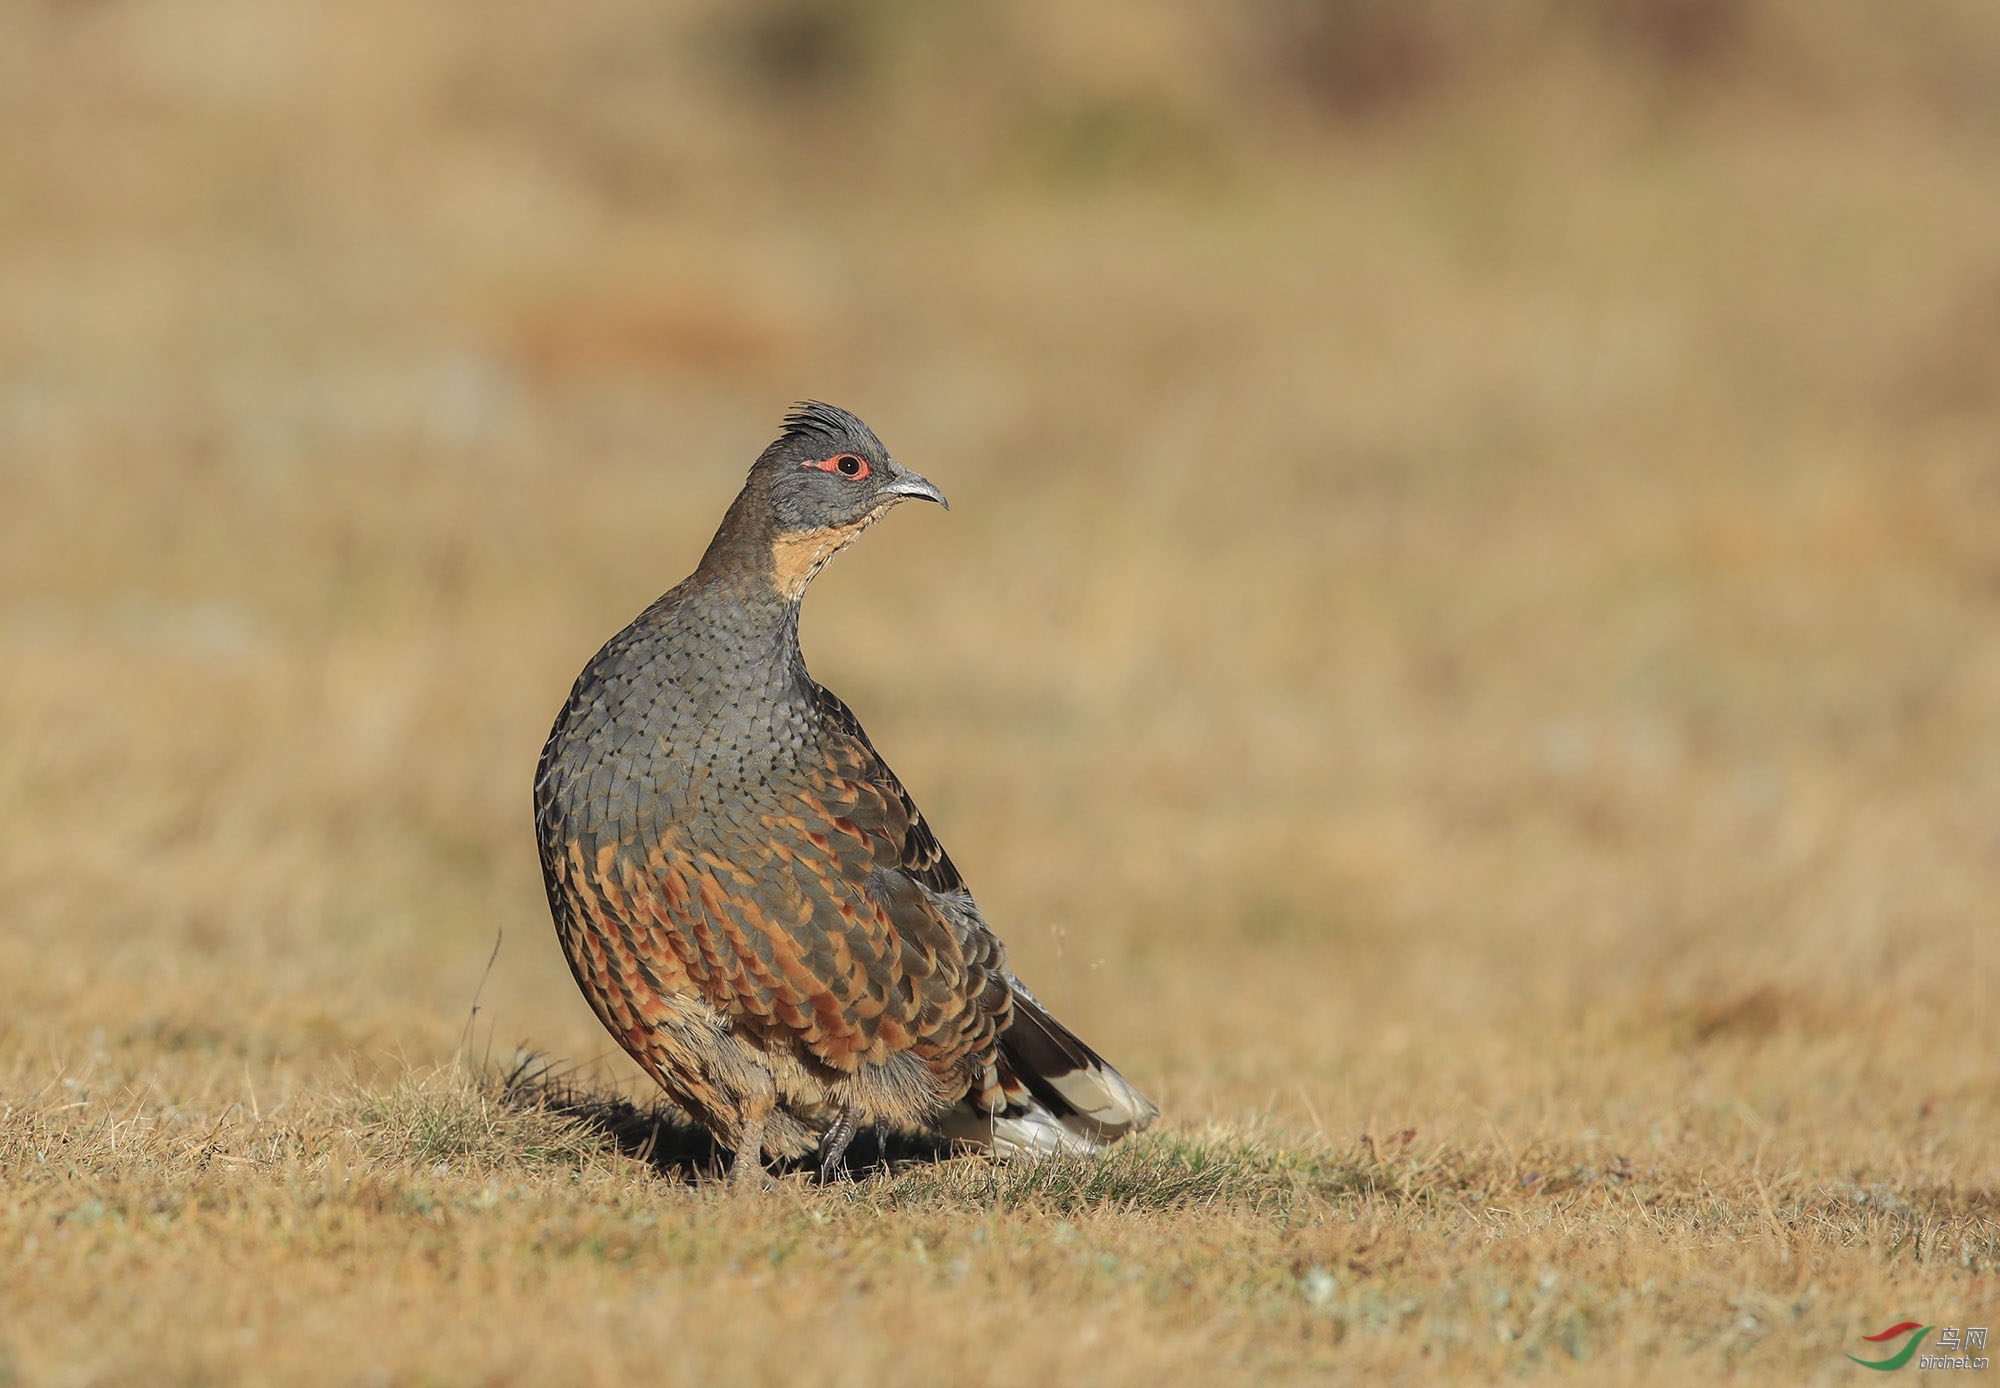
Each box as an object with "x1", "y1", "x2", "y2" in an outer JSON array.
[{"x1": 878, "y1": 466, "x2": 948, "y2": 510}]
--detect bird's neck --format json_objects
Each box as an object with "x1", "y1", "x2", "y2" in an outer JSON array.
[
  {"x1": 666, "y1": 571, "x2": 805, "y2": 686},
  {"x1": 658, "y1": 500, "x2": 813, "y2": 707},
  {"x1": 696, "y1": 489, "x2": 878, "y2": 604}
]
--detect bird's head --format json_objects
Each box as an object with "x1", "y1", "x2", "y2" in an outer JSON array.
[{"x1": 717, "y1": 401, "x2": 948, "y2": 600}]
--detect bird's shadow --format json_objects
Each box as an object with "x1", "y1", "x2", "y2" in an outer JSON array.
[{"x1": 494, "y1": 1053, "x2": 953, "y2": 1184}]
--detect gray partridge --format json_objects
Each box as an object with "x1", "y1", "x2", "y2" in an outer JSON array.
[{"x1": 533, "y1": 402, "x2": 1157, "y2": 1184}]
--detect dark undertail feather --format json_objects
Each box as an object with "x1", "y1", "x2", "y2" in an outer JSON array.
[{"x1": 939, "y1": 982, "x2": 1158, "y2": 1157}]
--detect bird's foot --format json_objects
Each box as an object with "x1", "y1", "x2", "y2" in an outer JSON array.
[
  {"x1": 815, "y1": 1106, "x2": 859, "y2": 1185},
  {"x1": 731, "y1": 1108, "x2": 771, "y2": 1191},
  {"x1": 730, "y1": 1156, "x2": 771, "y2": 1190}
]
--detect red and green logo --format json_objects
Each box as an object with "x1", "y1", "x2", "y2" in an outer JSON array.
[{"x1": 1848, "y1": 1322, "x2": 1932, "y2": 1371}]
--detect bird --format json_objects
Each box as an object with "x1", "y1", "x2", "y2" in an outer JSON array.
[{"x1": 533, "y1": 401, "x2": 1157, "y2": 1185}]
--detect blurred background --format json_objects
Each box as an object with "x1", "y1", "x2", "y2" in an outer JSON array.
[{"x1": 4, "y1": 0, "x2": 1998, "y2": 1146}]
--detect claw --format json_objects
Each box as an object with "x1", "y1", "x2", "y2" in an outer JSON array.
[{"x1": 815, "y1": 1106, "x2": 859, "y2": 1184}]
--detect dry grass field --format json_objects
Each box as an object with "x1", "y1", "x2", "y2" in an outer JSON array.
[{"x1": 4, "y1": 1, "x2": 2000, "y2": 1382}]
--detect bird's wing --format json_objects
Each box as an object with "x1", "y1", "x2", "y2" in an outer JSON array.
[
  {"x1": 545, "y1": 686, "x2": 1007, "y2": 1080},
  {"x1": 807, "y1": 682, "x2": 965, "y2": 894}
]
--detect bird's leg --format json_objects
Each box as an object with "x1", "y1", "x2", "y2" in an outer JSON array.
[
  {"x1": 873, "y1": 1118, "x2": 891, "y2": 1167},
  {"x1": 731, "y1": 1102, "x2": 771, "y2": 1190},
  {"x1": 815, "y1": 1105, "x2": 859, "y2": 1185}
]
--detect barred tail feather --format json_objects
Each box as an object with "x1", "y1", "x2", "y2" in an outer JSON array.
[{"x1": 940, "y1": 980, "x2": 1158, "y2": 1158}]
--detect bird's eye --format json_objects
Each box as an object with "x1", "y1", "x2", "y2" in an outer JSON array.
[{"x1": 803, "y1": 453, "x2": 871, "y2": 479}]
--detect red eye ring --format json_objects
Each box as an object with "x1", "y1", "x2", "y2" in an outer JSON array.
[{"x1": 804, "y1": 453, "x2": 870, "y2": 480}]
